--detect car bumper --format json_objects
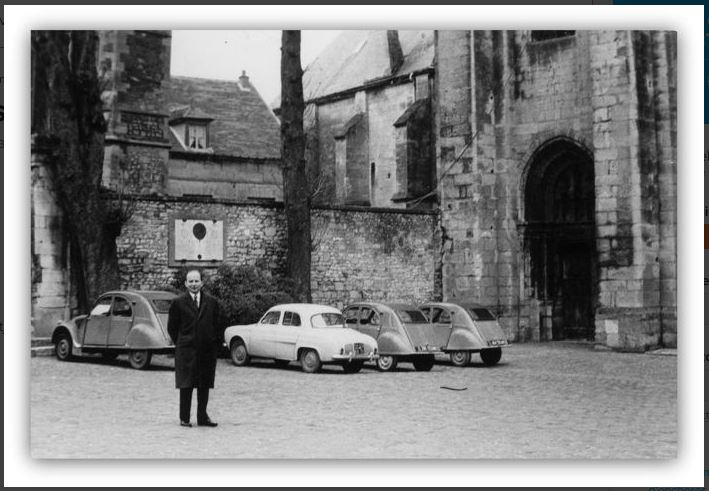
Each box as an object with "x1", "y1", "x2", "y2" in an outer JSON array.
[{"x1": 332, "y1": 352, "x2": 378, "y2": 361}]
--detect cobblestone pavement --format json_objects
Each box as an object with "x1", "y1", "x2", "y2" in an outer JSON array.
[{"x1": 30, "y1": 343, "x2": 677, "y2": 459}]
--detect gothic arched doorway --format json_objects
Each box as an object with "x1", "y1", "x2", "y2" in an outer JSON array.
[{"x1": 523, "y1": 138, "x2": 596, "y2": 341}]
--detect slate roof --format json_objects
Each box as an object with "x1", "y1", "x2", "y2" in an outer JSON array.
[
  {"x1": 165, "y1": 75, "x2": 281, "y2": 159},
  {"x1": 303, "y1": 30, "x2": 434, "y2": 103}
]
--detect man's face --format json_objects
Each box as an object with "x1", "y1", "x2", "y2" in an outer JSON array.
[{"x1": 185, "y1": 271, "x2": 203, "y2": 294}]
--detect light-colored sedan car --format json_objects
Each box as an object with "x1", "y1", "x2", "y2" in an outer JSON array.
[
  {"x1": 419, "y1": 302, "x2": 510, "y2": 366},
  {"x1": 51, "y1": 290, "x2": 177, "y2": 369},
  {"x1": 343, "y1": 302, "x2": 447, "y2": 372},
  {"x1": 224, "y1": 304, "x2": 378, "y2": 373}
]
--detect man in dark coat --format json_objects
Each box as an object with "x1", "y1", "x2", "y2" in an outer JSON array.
[{"x1": 167, "y1": 269, "x2": 224, "y2": 427}]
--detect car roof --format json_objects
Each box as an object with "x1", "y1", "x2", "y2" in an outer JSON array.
[
  {"x1": 267, "y1": 303, "x2": 342, "y2": 316},
  {"x1": 347, "y1": 302, "x2": 422, "y2": 311},
  {"x1": 420, "y1": 301, "x2": 489, "y2": 310},
  {"x1": 100, "y1": 290, "x2": 177, "y2": 301}
]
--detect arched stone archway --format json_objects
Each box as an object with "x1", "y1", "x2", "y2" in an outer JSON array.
[{"x1": 522, "y1": 138, "x2": 597, "y2": 341}]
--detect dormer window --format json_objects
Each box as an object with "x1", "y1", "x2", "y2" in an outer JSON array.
[
  {"x1": 168, "y1": 105, "x2": 214, "y2": 153},
  {"x1": 187, "y1": 124, "x2": 207, "y2": 150}
]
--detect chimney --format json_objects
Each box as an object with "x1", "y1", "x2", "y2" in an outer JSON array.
[
  {"x1": 386, "y1": 30, "x2": 404, "y2": 75},
  {"x1": 238, "y1": 70, "x2": 251, "y2": 91}
]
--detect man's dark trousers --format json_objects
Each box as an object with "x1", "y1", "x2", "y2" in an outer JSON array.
[{"x1": 180, "y1": 387, "x2": 209, "y2": 423}]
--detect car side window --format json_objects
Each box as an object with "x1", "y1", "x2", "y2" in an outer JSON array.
[
  {"x1": 90, "y1": 297, "x2": 112, "y2": 317},
  {"x1": 420, "y1": 307, "x2": 431, "y2": 321},
  {"x1": 343, "y1": 308, "x2": 359, "y2": 325},
  {"x1": 283, "y1": 311, "x2": 301, "y2": 327},
  {"x1": 260, "y1": 311, "x2": 281, "y2": 325},
  {"x1": 429, "y1": 308, "x2": 447, "y2": 324},
  {"x1": 112, "y1": 297, "x2": 132, "y2": 318},
  {"x1": 360, "y1": 307, "x2": 380, "y2": 326}
]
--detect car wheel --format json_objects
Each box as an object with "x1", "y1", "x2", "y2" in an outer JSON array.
[
  {"x1": 273, "y1": 359, "x2": 290, "y2": 368},
  {"x1": 128, "y1": 350, "x2": 152, "y2": 370},
  {"x1": 342, "y1": 360, "x2": 364, "y2": 374},
  {"x1": 299, "y1": 349, "x2": 321, "y2": 373},
  {"x1": 376, "y1": 355, "x2": 397, "y2": 372},
  {"x1": 480, "y1": 347, "x2": 502, "y2": 366},
  {"x1": 413, "y1": 355, "x2": 435, "y2": 371},
  {"x1": 230, "y1": 340, "x2": 250, "y2": 366},
  {"x1": 54, "y1": 332, "x2": 73, "y2": 361},
  {"x1": 101, "y1": 351, "x2": 119, "y2": 361},
  {"x1": 449, "y1": 350, "x2": 471, "y2": 367}
]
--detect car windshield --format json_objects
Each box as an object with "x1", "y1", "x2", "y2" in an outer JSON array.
[
  {"x1": 468, "y1": 307, "x2": 496, "y2": 321},
  {"x1": 151, "y1": 299, "x2": 173, "y2": 313},
  {"x1": 311, "y1": 313, "x2": 345, "y2": 328},
  {"x1": 396, "y1": 310, "x2": 428, "y2": 323}
]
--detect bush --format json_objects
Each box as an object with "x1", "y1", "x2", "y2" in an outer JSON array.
[{"x1": 166, "y1": 264, "x2": 295, "y2": 326}]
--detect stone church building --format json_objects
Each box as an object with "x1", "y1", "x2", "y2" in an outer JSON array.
[
  {"x1": 434, "y1": 30, "x2": 676, "y2": 349},
  {"x1": 31, "y1": 30, "x2": 676, "y2": 351}
]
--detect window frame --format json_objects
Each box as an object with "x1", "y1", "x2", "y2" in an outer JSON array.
[{"x1": 260, "y1": 311, "x2": 282, "y2": 325}]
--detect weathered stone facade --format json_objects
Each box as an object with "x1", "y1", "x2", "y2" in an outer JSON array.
[
  {"x1": 114, "y1": 197, "x2": 436, "y2": 310},
  {"x1": 31, "y1": 142, "x2": 70, "y2": 335},
  {"x1": 301, "y1": 30, "x2": 435, "y2": 209},
  {"x1": 435, "y1": 30, "x2": 677, "y2": 349},
  {"x1": 30, "y1": 30, "x2": 676, "y2": 353}
]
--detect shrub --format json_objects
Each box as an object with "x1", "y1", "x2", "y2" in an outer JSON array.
[{"x1": 166, "y1": 264, "x2": 295, "y2": 326}]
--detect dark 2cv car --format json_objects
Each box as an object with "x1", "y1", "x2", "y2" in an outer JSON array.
[
  {"x1": 51, "y1": 290, "x2": 177, "y2": 369},
  {"x1": 343, "y1": 302, "x2": 448, "y2": 372},
  {"x1": 419, "y1": 301, "x2": 510, "y2": 366}
]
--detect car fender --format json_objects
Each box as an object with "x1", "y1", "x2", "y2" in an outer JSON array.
[
  {"x1": 446, "y1": 326, "x2": 486, "y2": 351},
  {"x1": 296, "y1": 343, "x2": 324, "y2": 362},
  {"x1": 125, "y1": 322, "x2": 169, "y2": 350},
  {"x1": 376, "y1": 330, "x2": 412, "y2": 355},
  {"x1": 51, "y1": 318, "x2": 84, "y2": 351},
  {"x1": 224, "y1": 326, "x2": 252, "y2": 348}
]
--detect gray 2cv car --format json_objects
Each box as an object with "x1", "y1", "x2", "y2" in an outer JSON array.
[
  {"x1": 419, "y1": 302, "x2": 510, "y2": 366},
  {"x1": 51, "y1": 290, "x2": 177, "y2": 370},
  {"x1": 343, "y1": 302, "x2": 450, "y2": 372}
]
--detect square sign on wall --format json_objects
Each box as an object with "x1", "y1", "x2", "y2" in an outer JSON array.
[{"x1": 173, "y1": 219, "x2": 224, "y2": 263}]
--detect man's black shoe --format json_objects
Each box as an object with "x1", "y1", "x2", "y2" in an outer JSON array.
[
  {"x1": 197, "y1": 417, "x2": 218, "y2": 427},
  {"x1": 180, "y1": 420, "x2": 193, "y2": 427}
]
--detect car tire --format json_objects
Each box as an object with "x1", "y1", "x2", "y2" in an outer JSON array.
[
  {"x1": 128, "y1": 350, "x2": 152, "y2": 370},
  {"x1": 480, "y1": 347, "x2": 502, "y2": 366},
  {"x1": 342, "y1": 360, "x2": 364, "y2": 374},
  {"x1": 273, "y1": 359, "x2": 290, "y2": 368},
  {"x1": 230, "y1": 340, "x2": 250, "y2": 366},
  {"x1": 413, "y1": 355, "x2": 435, "y2": 371},
  {"x1": 299, "y1": 349, "x2": 321, "y2": 373},
  {"x1": 449, "y1": 350, "x2": 471, "y2": 367},
  {"x1": 54, "y1": 332, "x2": 73, "y2": 362},
  {"x1": 376, "y1": 355, "x2": 397, "y2": 372}
]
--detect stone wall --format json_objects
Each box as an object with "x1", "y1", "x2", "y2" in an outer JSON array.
[
  {"x1": 311, "y1": 206, "x2": 437, "y2": 308},
  {"x1": 435, "y1": 30, "x2": 676, "y2": 349},
  {"x1": 166, "y1": 153, "x2": 282, "y2": 201},
  {"x1": 116, "y1": 196, "x2": 437, "y2": 308},
  {"x1": 308, "y1": 81, "x2": 422, "y2": 208}
]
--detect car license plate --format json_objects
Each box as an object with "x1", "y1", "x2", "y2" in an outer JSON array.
[{"x1": 354, "y1": 343, "x2": 364, "y2": 354}]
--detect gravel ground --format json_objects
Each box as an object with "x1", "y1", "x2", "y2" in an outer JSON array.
[{"x1": 30, "y1": 343, "x2": 677, "y2": 459}]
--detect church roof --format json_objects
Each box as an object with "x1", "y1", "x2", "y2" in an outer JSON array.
[
  {"x1": 303, "y1": 30, "x2": 434, "y2": 102},
  {"x1": 165, "y1": 75, "x2": 281, "y2": 160}
]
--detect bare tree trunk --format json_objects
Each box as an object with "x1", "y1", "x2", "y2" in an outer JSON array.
[
  {"x1": 280, "y1": 30, "x2": 312, "y2": 302},
  {"x1": 32, "y1": 30, "x2": 120, "y2": 313}
]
